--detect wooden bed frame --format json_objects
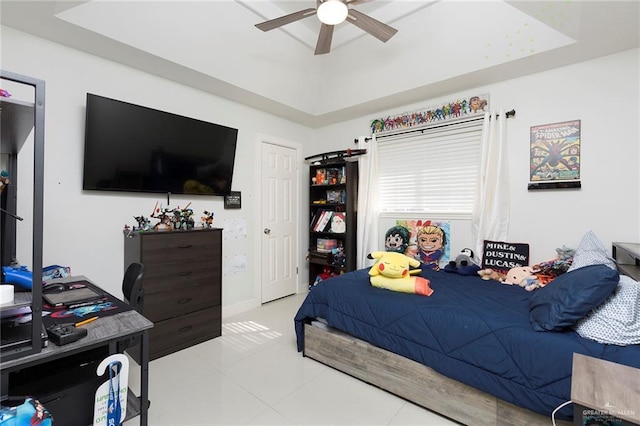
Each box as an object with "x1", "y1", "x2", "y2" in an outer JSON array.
[{"x1": 303, "y1": 323, "x2": 572, "y2": 426}]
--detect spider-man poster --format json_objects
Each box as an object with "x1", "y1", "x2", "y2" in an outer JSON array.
[{"x1": 530, "y1": 120, "x2": 581, "y2": 182}]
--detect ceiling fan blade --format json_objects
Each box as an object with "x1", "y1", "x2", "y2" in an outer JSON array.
[
  {"x1": 315, "y1": 24, "x2": 334, "y2": 55},
  {"x1": 346, "y1": 0, "x2": 374, "y2": 5},
  {"x1": 346, "y1": 8, "x2": 397, "y2": 42},
  {"x1": 255, "y1": 8, "x2": 316, "y2": 32}
]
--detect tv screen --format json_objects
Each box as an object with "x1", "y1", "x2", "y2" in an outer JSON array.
[{"x1": 83, "y1": 93, "x2": 238, "y2": 196}]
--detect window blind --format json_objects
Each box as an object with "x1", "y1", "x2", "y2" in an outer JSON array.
[{"x1": 377, "y1": 118, "x2": 483, "y2": 214}]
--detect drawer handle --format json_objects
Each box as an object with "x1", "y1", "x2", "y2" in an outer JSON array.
[
  {"x1": 178, "y1": 325, "x2": 193, "y2": 333},
  {"x1": 177, "y1": 271, "x2": 192, "y2": 277},
  {"x1": 177, "y1": 244, "x2": 193, "y2": 249},
  {"x1": 177, "y1": 298, "x2": 192, "y2": 304}
]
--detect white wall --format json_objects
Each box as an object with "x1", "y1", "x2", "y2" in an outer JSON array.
[
  {"x1": 313, "y1": 48, "x2": 640, "y2": 264},
  {"x1": 3, "y1": 27, "x2": 314, "y2": 314},
  {"x1": 3, "y1": 25, "x2": 639, "y2": 317}
]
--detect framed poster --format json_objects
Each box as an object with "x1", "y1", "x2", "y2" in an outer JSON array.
[
  {"x1": 224, "y1": 191, "x2": 241, "y2": 209},
  {"x1": 390, "y1": 219, "x2": 451, "y2": 271},
  {"x1": 529, "y1": 120, "x2": 581, "y2": 189}
]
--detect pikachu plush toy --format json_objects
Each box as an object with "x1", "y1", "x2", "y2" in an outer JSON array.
[{"x1": 368, "y1": 251, "x2": 434, "y2": 296}]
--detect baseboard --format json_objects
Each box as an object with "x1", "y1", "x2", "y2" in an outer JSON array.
[{"x1": 222, "y1": 298, "x2": 260, "y2": 318}]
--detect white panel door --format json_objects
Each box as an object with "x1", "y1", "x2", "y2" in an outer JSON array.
[{"x1": 261, "y1": 142, "x2": 298, "y2": 303}]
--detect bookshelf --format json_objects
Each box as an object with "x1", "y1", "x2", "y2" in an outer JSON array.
[{"x1": 308, "y1": 159, "x2": 358, "y2": 288}]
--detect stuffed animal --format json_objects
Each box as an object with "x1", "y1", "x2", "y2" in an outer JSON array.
[
  {"x1": 368, "y1": 251, "x2": 434, "y2": 296},
  {"x1": 312, "y1": 266, "x2": 337, "y2": 287},
  {"x1": 556, "y1": 245, "x2": 575, "y2": 261},
  {"x1": 532, "y1": 245, "x2": 575, "y2": 285},
  {"x1": 477, "y1": 268, "x2": 505, "y2": 282},
  {"x1": 444, "y1": 248, "x2": 481, "y2": 276},
  {"x1": 384, "y1": 225, "x2": 410, "y2": 254},
  {"x1": 503, "y1": 266, "x2": 542, "y2": 291}
]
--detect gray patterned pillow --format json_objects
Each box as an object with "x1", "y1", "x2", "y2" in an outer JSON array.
[
  {"x1": 567, "y1": 230, "x2": 616, "y2": 272},
  {"x1": 573, "y1": 275, "x2": 640, "y2": 345}
]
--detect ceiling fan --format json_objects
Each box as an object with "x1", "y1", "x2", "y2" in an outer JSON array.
[{"x1": 255, "y1": 0, "x2": 398, "y2": 55}]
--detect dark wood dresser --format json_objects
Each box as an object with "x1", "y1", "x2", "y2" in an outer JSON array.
[{"x1": 124, "y1": 228, "x2": 222, "y2": 362}]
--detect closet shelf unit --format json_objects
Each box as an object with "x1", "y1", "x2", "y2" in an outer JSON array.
[{"x1": 307, "y1": 156, "x2": 358, "y2": 288}]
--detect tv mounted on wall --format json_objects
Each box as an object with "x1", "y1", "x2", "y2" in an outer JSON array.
[{"x1": 83, "y1": 93, "x2": 238, "y2": 196}]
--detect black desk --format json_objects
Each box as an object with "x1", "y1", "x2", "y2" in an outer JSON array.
[{"x1": 0, "y1": 275, "x2": 153, "y2": 425}]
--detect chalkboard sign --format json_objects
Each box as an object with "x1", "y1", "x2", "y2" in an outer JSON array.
[
  {"x1": 224, "y1": 191, "x2": 241, "y2": 209},
  {"x1": 481, "y1": 240, "x2": 529, "y2": 272}
]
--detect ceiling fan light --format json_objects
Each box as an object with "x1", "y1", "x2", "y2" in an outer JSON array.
[{"x1": 317, "y1": 0, "x2": 348, "y2": 25}]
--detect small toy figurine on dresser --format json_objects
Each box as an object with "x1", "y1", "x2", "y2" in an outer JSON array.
[
  {"x1": 152, "y1": 207, "x2": 174, "y2": 231},
  {"x1": 133, "y1": 215, "x2": 153, "y2": 232},
  {"x1": 0, "y1": 170, "x2": 10, "y2": 193},
  {"x1": 202, "y1": 210, "x2": 215, "y2": 228},
  {"x1": 176, "y1": 203, "x2": 195, "y2": 229}
]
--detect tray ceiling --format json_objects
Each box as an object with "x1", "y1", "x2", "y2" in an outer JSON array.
[{"x1": 1, "y1": 1, "x2": 638, "y2": 127}]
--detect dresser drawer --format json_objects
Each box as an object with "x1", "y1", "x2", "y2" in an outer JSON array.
[
  {"x1": 149, "y1": 306, "x2": 221, "y2": 360},
  {"x1": 142, "y1": 261, "x2": 221, "y2": 294},
  {"x1": 140, "y1": 231, "x2": 221, "y2": 265},
  {"x1": 145, "y1": 281, "x2": 220, "y2": 322}
]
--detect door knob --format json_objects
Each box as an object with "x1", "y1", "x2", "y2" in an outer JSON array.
[{"x1": 264, "y1": 228, "x2": 271, "y2": 234}]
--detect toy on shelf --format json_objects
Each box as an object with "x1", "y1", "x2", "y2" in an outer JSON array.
[
  {"x1": 0, "y1": 170, "x2": 9, "y2": 194},
  {"x1": 176, "y1": 203, "x2": 195, "y2": 230},
  {"x1": 151, "y1": 204, "x2": 174, "y2": 231},
  {"x1": 202, "y1": 210, "x2": 214, "y2": 228},
  {"x1": 128, "y1": 201, "x2": 199, "y2": 233},
  {"x1": 331, "y1": 246, "x2": 346, "y2": 268},
  {"x1": 133, "y1": 215, "x2": 153, "y2": 232},
  {"x1": 312, "y1": 266, "x2": 337, "y2": 288},
  {"x1": 148, "y1": 201, "x2": 196, "y2": 231}
]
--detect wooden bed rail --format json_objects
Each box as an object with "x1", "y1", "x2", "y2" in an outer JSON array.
[{"x1": 303, "y1": 323, "x2": 572, "y2": 426}]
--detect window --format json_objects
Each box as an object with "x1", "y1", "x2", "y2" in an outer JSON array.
[{"x1": 376, "y1": 117, "x2": 483, "y2": 215}]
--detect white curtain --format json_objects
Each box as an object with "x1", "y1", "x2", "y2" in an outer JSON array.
[
  {"x1": 356, "y1": 135, "x2": 379, "y2": 269},
  {"x1": 471, "y1": 110, "x2": 510, "y2": 263}
]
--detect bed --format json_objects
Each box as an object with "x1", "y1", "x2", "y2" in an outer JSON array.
[{"x1": 294, "y1": 265, "x2": 640, "y2": 426}]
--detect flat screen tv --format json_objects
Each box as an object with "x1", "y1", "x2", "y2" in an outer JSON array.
[{"x1": 83, "y1": 93, "x2": 238, "y2": 196}]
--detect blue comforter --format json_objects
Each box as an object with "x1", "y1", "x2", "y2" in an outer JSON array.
[{"x1": 294, "y1": 268, "x2": 640, "y2": 420}]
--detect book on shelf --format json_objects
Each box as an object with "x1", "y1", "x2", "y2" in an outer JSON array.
[
  {"x1": 310, "y1": 211, "x2": 321, "y2": 230},
  {"x1": 314, "y1": 210, "x2": 333, "y2": 232},
  {"x1": 310, "y1": 210, "x2": 325, "y2": 231}
]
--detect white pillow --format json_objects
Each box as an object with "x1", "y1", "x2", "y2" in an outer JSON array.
[
  {"x1": 573, "y1": 275, "x2": 640, "y2": 345},
  {"x1": 567, "y1": 230, "x2": 616, "y2": 272}
]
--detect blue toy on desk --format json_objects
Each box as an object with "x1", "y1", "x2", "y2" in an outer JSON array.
[
  {"x1": 2, "y1": 265, "x2": 33, "y2": 289},
  {"x1": 2, "y1": 264, "x2": 71, "y2": 289}
]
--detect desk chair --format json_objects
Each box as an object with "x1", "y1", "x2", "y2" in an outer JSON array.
[
  {"x1": 123, "y1": 262, "x2": 144, "y2": 313},
  {"x1": 119, "y1": 262, "x2": 145, "y2": 358}
]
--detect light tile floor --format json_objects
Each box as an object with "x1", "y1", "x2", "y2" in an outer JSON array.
[{"x1": 124, "y1": 293, "x2": 458, "y2": 425}]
